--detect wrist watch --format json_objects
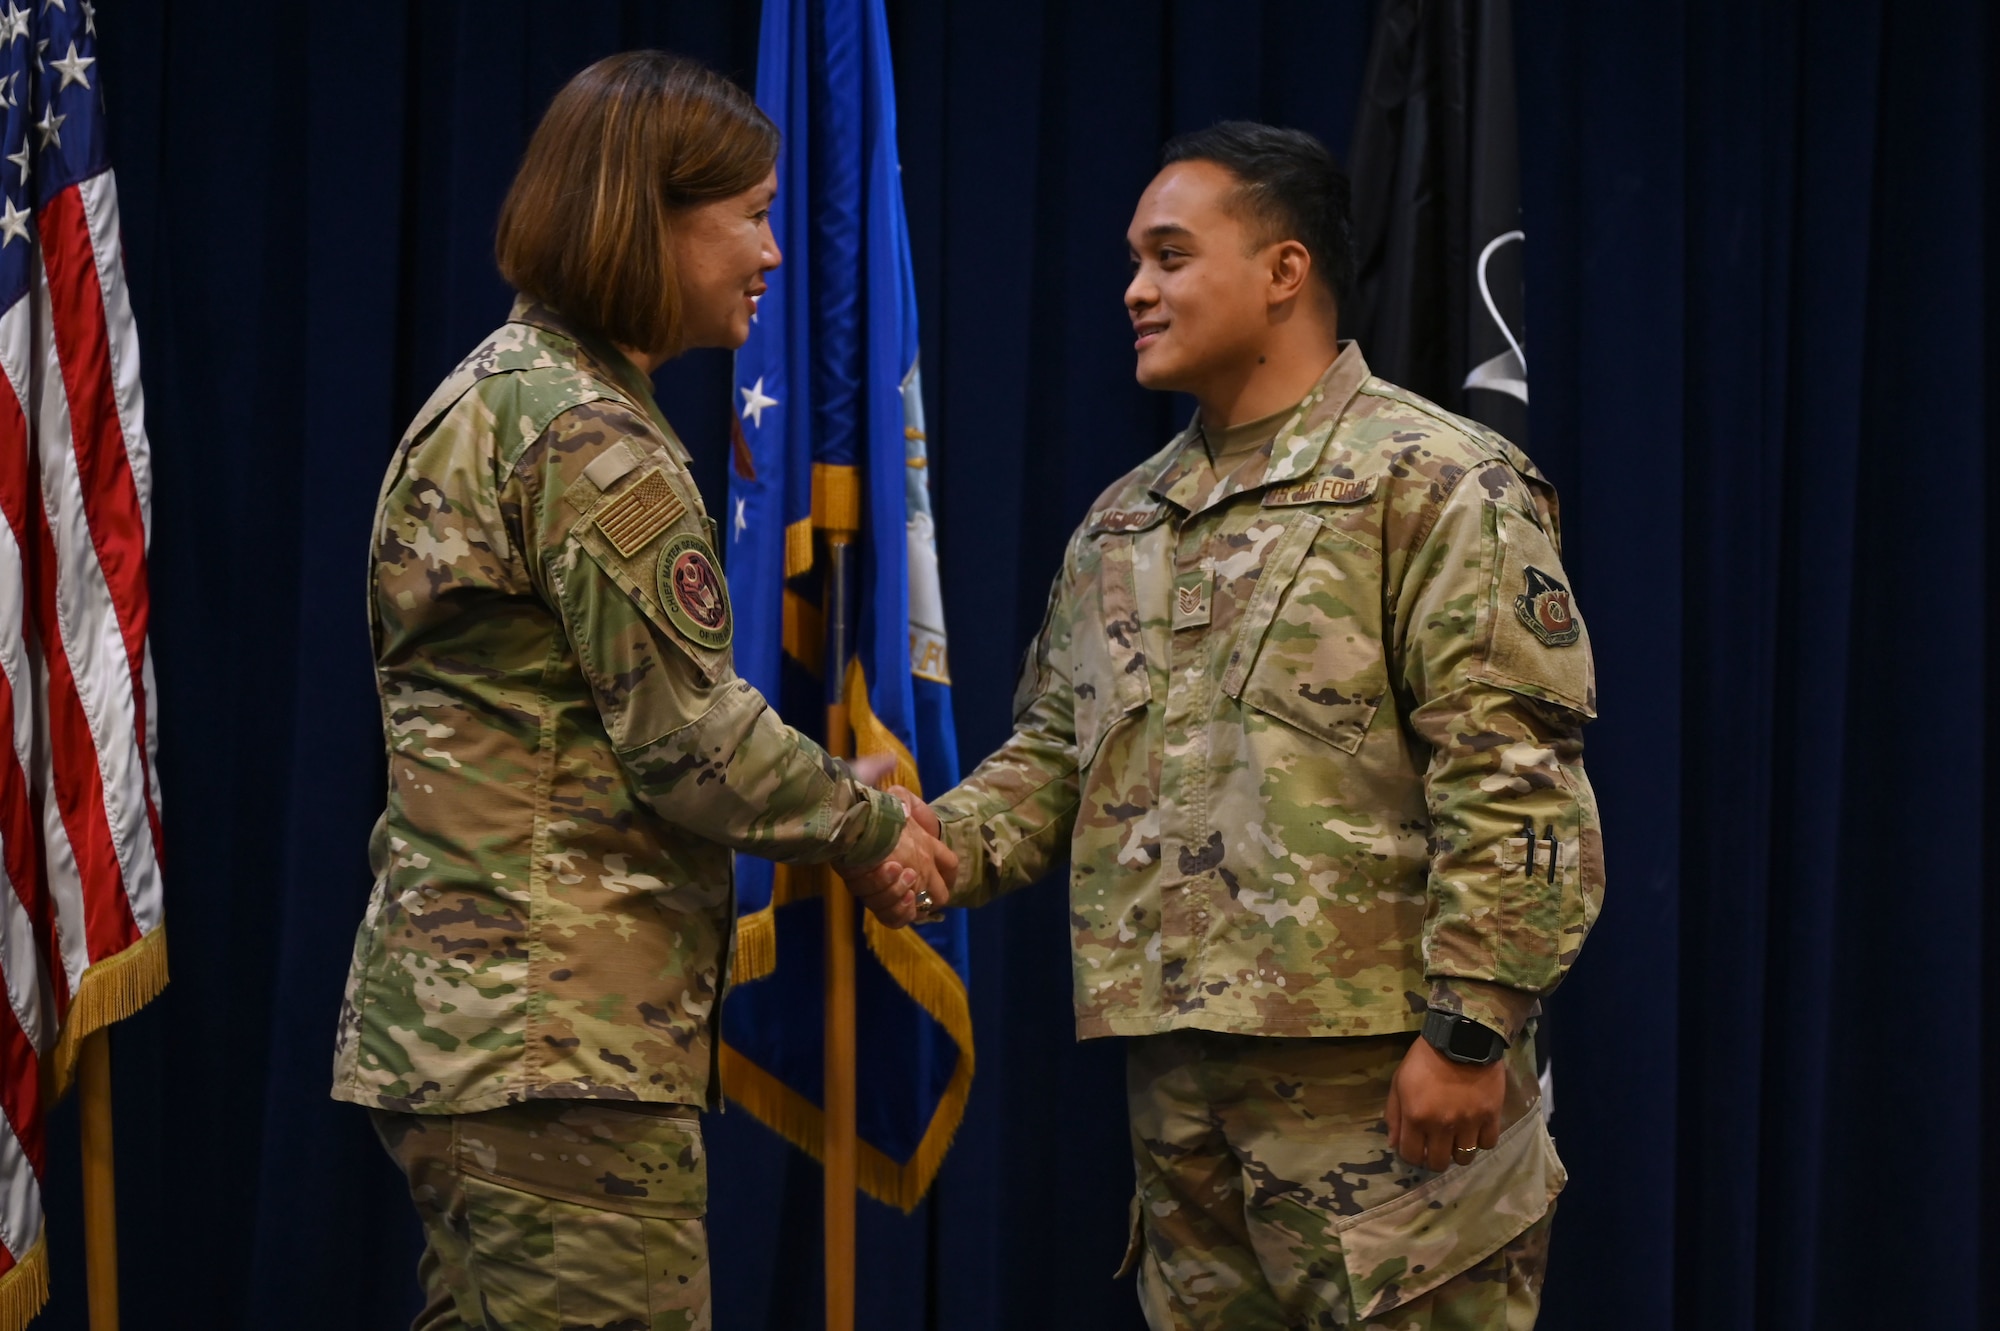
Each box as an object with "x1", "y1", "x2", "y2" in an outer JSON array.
[{"x1": 1421, "y1": 1009, "x2": 1509, "y2": 1066}]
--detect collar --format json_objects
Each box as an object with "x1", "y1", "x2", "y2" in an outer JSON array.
[
  {"x1": 507, "y1": 295, "x2": 676, "y2": 440},
  {"x1": 1144, "y1": 342, "x2": 1373, "y2": 513}
]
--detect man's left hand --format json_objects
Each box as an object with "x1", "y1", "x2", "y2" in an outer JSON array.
[{"x1": 1384, "y1": 1034, "x2": 1505, "y2": 1172}]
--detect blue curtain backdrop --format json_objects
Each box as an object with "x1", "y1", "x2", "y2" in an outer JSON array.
[{"x1": 25, "y1": 2, "x2": 1990, "y2": 1328}]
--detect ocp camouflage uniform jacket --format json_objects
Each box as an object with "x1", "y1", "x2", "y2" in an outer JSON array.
[
  {"x1": 332, "y1": 299, "x2": 905, "y2": 1114},
  {"x1": 933, "y1": 345, "x2": 1603, "y2": 1045}
]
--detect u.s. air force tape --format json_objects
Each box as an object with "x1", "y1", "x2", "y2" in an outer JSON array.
[
  {"x1": 659, "y1": 532, "x2": 732, "y2": 650},
  {"x1": 1262, "y1": 476, "x2": 1375, "y2": 507}
]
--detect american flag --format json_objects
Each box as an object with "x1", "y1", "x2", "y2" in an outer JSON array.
[{"x1": 0, "y1": 2, "x2": 165, "y2": 1324}]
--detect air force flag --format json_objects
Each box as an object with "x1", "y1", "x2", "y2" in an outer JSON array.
[{"x1": 720, "y1": 0, "x2": 972, "y2": 1210}]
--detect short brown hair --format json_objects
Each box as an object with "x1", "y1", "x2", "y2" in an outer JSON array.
[{"x1": 496, "y1": 51, "x2": 778, "y2": 355}]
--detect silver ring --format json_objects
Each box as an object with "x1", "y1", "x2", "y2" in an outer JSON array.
[
  {"x1": 914, "y1": 889, "x2": 935, "y2": 913},
  {"x1": 1452, "y1": 1144, "x2": 1480, "y2": 1157}
]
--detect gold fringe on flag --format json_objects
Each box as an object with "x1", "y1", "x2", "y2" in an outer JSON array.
[
  {"x1": 731, "y1": 865, "x2": 824, "y2": 986},
  {"x1": 719, "y1": 663, "x2": 974, "y2": 1211},
  {"x1": 47, "y1": 926, "x2": 169, "y2": 1098},
  {"x1": 720, "y1": 1038, "x2": 952, "y2": 1210},
  {"x1": 784, "y1": 515, "x2": 815, "y2": 580},
  {"x1": 857, "y1": 910, "x2": 975, "y2": 1208},
  {"x1": 0, "y1": 1231, "x2": 48, "y2": 1331},
  {"x1": 844, "y1": 658, "x2": 920, "y2": 794},
  {"x1": 718, "y1": 904, "x2": 976, "y2": 1215},
  {"x1": 782, "y1": 590, "x2": 824, "y2": 676},
  {"x1": 811, "y1": 463, "x2": 862, "y2": 534},
  {"x1": 733, "y1": 909, "x2": 777, "y2": 985}
]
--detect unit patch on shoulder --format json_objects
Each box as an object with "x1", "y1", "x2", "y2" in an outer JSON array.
[
  {"x1": 1516, "y1": 566, "x2": 1580, "y2": 647},
  {"x1": 595, "y1": 471, "x2": 686, "y2": 558},
  {"x1": 1262, "y1": 476, "x2": 1375, "y2": 508},
  {"x1": 659, "y1": 532, "x2": 732, "y2": 650}
]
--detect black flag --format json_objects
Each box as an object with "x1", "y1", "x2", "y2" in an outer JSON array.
[{"x1": 1346, "y1": 0, "x2": 1528, "y2": 444}]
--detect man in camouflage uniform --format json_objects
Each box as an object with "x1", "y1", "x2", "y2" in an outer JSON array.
[{"x1": 926, "y1": 123, "x2": 1602, "y2": 1328}]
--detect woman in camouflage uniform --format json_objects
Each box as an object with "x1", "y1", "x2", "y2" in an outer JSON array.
[{"x1": 331, "y1": 51, "x2": 952, "y2": 1331}]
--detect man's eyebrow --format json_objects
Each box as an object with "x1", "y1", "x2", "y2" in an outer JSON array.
[{"x1": 1139, "y1": 223, "x2": 1194, "y2": 242}]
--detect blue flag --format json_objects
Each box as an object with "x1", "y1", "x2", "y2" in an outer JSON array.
[{"x1": 721, "y1": 0, "x2": 971, "y2": 1210}]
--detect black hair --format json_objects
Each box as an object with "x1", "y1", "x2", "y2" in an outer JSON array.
[{"x1": 1160, "y1": 120, "x2": 1355, "y2": 304}]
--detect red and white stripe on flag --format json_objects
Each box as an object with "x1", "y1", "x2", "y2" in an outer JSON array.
[{"x1": 0, "y1": 140, "x2": 168, "y2": 1331}]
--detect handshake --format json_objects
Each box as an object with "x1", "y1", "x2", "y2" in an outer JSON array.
[{"x1": 835, "y1": 757, "x2": 957, "y2": 930}]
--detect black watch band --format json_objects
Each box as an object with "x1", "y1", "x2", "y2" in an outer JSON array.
[{"x1": 1421, "y1": 1009, "x2": 1509, "y2": 1066}]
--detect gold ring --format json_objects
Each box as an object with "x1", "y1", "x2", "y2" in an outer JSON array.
[{"x1": 914, "y1": 889, "x2": 935, "y2": 913}]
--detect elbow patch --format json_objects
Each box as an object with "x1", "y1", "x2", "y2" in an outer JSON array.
[{"x1": 1470, "y1": 505, "x2": 1597, "y2": 717}]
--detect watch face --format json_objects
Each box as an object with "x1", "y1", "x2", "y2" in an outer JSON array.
[{"x1": 1448, "y1": 1020, "x2": 1500, "y2": 1061}]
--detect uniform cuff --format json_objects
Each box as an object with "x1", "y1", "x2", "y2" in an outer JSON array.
[
  {"x1": 837, "y1": 785, "x2": 907, "y2": 870},
  {"x1": 1426, "y1": 977, "x2": 1540, "y2": 1044},
  {"x1": 932, "y1": 810, "x2": 989, "y2": 910}
]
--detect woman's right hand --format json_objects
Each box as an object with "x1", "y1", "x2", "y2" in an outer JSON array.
[{"x1": 840, "y1": 793, "x2": 956, "y2": 928}]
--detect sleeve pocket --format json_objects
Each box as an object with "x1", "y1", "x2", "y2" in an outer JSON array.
[{"x1": 1470, "y1": 506, "x2": 1597, "y2": 717}]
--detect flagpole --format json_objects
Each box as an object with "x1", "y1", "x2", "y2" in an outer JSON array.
[
  {"x1": 822, "y1": 528, "x2": 858, "y2": 1331},
  {"x1": 78, "y1": 1028, "x2": 120, "y2": 1331}
]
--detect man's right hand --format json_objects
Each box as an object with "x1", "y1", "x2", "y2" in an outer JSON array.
[{"x1": 839, "y1": 789, "x2": 956, "y2": 928}]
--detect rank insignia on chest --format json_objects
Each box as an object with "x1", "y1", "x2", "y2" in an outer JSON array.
[
  {"x1": 1173, "y1": 566, "x2": 1214, "y2": 631},
  {"x1": 595, "y1": 471, "x2": 686, "y2": 558},
  {"x1": 1516, "y1": 566, "x2": 1580, "y2": 647},
  {"x1": 660, "y1": 532, "x2": 733, "y2": 650}
]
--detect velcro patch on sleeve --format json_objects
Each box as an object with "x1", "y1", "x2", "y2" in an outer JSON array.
[
  {"x1": 595, "y1": 471, "x2": 686, "y2": 558},
  {"x1": 582, "y1": 440, "x2": 642, "y2": 492},
  {"x1": 1476, "y1": 505, "x2": 1597, "y2": 716},
  {"x1": 1262, "y1": 476, "x2": 1376, "y2": 507}
]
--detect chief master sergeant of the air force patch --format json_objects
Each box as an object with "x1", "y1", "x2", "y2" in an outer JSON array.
[{"x1": 660, "y1": 531, "x2": 732, "y2": 651}]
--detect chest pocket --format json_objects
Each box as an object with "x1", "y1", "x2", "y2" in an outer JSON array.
[
  {"x1": 1221, "y1": 513, "x2": 1389, "y2": 754},
  {"x1": 1070, "y1": 529, "x2": 1157, "y2": 769}
]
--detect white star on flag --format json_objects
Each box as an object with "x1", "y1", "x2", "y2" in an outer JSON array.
[
  {"x1": 48, "y1": 40, "x2": 91, "y2": 90},
  {"x1": 734, "y1": 497, "x2": 747, "y2": 541},
  {"x1": 0, "y1": 196, "x2": 28, "y2": 247},
  {"x1": 739, "y1": 376, "x2": 777, "y2": 430},
  {"x1": 33, "y1": 103, "x2": 61, "y2": 150}
]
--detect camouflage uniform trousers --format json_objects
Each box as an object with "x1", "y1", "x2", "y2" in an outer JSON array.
[
  {"x1": 372, "y1": 1100, "x2": 711, "y2": 1331},
  {"x1": 1124, "y1": 1029, "x2": 1563, "y2": 1330}
]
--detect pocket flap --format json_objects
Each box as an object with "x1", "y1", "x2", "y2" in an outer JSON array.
[
  {"x1": 1337, "y1": 1109, "x2": 1565, "y2": 1318},
  {"x1": 1223, "y1": 515, "x2": 1388, "y2": 754},
  {"x1": 1113, "y1": 1191, "x2": 1145, "y2": 1279},
  {"x1": 455, "y1": 1102, "x2": 708, "y2": 1221},
  {"x1": 1072, "y1": 534, "x2": 1153, "y2": 768}
]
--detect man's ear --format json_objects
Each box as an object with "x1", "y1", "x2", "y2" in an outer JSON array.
[{"x1": 1267, "y1": 239, "x2": 1314, "y2": 306}]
